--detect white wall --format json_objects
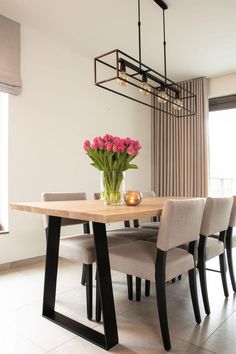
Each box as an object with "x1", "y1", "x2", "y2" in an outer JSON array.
[
  {"x1": 0, "y1": 24, "x2": 151, "y2": 264},
  {"x1": 208, "y1": 73, "x2": 236, "y2": 98}
]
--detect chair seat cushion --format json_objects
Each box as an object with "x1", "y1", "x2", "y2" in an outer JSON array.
[
  {"x1": 109, "y1": 240, "x2": 194, "y2": 282},
  {"x1": 60, "y1": 234, "x2": 131, "y2": 264},
  {"x1": 210, "y1": 232, "x2": 236, "y2": 248},
  {"x1": 205, "y1": 238, "x2": 224, "y2": 260},
  {"x1": 108, "y1": 227, "x2": 157, "y2": 241}
]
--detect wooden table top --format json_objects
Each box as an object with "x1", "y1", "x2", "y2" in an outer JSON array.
[{"x1": 10, "y1": 197, "x2": 186, "y2": 224}]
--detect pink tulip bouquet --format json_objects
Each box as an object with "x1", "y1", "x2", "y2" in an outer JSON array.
[{"x1": 83, "y1": 134, "x2": 141, "y2": 204}]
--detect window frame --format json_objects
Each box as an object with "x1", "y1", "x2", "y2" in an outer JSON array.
[{"x1": 209, "y1": 94, "x2": 236, "y2": 112}]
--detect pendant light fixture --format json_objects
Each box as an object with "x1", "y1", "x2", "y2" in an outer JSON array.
[{"x1": 94, "y1": 0, "x2": 196, "y2": 118}]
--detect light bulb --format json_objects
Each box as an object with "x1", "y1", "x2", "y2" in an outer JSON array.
[
  {"x1": 157, "y1": 90, "x2": 168, "y2": 103},
  {"x1": 172, "y1": 98, "x2": 183, "y2": 111},
  {"x1": 117, "y1": 70, "x2": 128, "y2": 86},
  {"x1": 139, "y1": 82, "x2": 151, "y2": 96}
]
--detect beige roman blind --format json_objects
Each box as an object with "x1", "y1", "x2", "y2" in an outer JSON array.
[{"x1": 0, "y1": 14, "x2": 21, "y2": 95}]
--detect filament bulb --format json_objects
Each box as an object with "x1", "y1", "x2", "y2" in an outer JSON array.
[
  {"x1": 157, "y1": 90, "x2": 168, "y2": 103},
  {"x1": 172, "y1": 98, "x2": 183, "y2": 110},
  {"x1": 139, "y1": 82, "x2": 151, "y2": 96},
  {"x1": 117, "y1": 70, "x2": 128, "y2": 86}
]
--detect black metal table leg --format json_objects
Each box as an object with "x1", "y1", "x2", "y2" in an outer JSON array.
[
  {"x1": 92, "y1": 222, "x2": 119, "y2": 349},
  {"x1": 43, "y1": 216, "x2": 61, "y2": 316},
  {"x1": 42, "y1": 216, "x2": 119, "y2": 350}
]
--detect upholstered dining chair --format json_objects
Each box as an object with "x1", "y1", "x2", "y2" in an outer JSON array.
[
  {"x1": 41, "y1": 192, "x2": 133, "y2": 321},
  {"x1": 198, "y1": 197, "x2": 233, "y2": 315},
  {"x1": 92, "y1": 192, "x2": 157, "y2": 242},
  {"x1": 225, "y1": 196, "x2": 236, "y2": 292},
  {"x1": 134, "y1": 191, "x2": 160, "y2": 230},
  {"x1": 107, "y1": 198, "x2": 205, "y2": 351},
  {"x1": 133, "y1": 191, "x2": 160, "y2": 296},
  {"x1": 93, "y1": 192, "x2": 158, "y2": 301},
  {"x1": 42, "y1": 192, "x2": 90, "y2": 285}
]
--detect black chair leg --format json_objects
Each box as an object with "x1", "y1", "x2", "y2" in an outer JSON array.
[
  {"x1": 227, "y1": 247, "x2": 236, "y2": 292},
  {"x1": 81, "y1": 263, "x2": 86, "y2": 286},
  {"x1": 85, "y1": 264, "x2": 93, "y2": 320},
  {"x1": 136, "y1": 277, "x2": 141, "y2": 301},
  {"x1": 127, "y1": 275, "x2": 133, "y2": 300},
  {"x1": 198, "y1": 257, "x2": 210, "y2": 315},
  {"x1": 171, "y1": 278, "x2": 176, "y2": 283},
  {"x1": 155, "y1": 250, "x2": 171, "y2": 351},
  {"x1": 219, "y1": 253, "x2": 229, "y2": 298},
  {"x1": 133, "y1": 219, "x2": 139, "y2": 228},
  {"x1": 178, "y1": 274, "x2": 182, "y2": 280},
  {"x1": 226, "y1": 227, "x2": 236, "y2": 292},
  {"x1": 198, "y1": 236, "x2": 210, "y2": 315},
  {"x1": 96, "y1": 273, "x2": 102, "y2": 322},
  {"x1": 145, "y1": 280, "x2": 150, "y2": 296},
  {"x1": 188, "y1": 268, "x2": 201, "y2": 324}
]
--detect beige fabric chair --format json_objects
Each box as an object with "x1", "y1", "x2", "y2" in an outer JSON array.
[
  {"x1": 108, "y1": 199, "x2": 205, "y2": 351},
  {"x1": 42, "y1": 192, "x2": 132, "y2": 321},
  {"x1": 92, "y1": 192, "x2": 157, "y2": 241},
  {"x1": 93, "y1": 192, "x2": 158, "y2": 301},
  {"x1": 198, "y1": 196, "x2": 233, "y2": 315},
  {"x1": 138, "y1": 191, "x2": 160, "y2": 230},
  {"x1": 225, "y1": 196, "x2": 236, "y2": 292}
]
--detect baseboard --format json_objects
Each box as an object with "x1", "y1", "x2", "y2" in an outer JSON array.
[
  {"x1": 0, "y1": 255, "x2": 46, "y2": 271},
  {"x1": 0, "y1": 230, "x2": 9, "y2": 235}
]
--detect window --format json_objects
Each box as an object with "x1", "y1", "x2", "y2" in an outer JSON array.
[
  {"x1": 209, "y1": 95, "x2": 236, "y2": 196},
  {"x1": 0, "y1": 92, "x2": 9, "y2": 232}
]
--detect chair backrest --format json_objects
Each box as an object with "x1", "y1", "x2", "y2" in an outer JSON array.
[
  {"x1": 229, "y1": 196, "x2": 236, "y2": 228},
  {"x1": 93, "y1": 192, "x2": 131, "y2": 227},
  {"x1": 93, "y1": 192, "x2": 100, "y2": 200},
  {"x1": 200, "y1": 197, "x2": 233, "y2": 236},
  {"x1": 157, "y1": 199, "x2": 205, "y2": 251},
  {"x1": 141, "y1": 191, "x2": 156, "y2": 198},
  {"x1": 41, "y1": 192, "x2": 87, "y2": 228}
]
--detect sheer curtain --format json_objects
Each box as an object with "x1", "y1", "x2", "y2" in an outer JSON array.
[
  {"x1": 209, "y1": 95, "x2": 236, "y2": 196},
  {"x1": 151, "y1": 77, "x2": 209, "y2": 197}
]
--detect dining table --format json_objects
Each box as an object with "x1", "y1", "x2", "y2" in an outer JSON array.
[{"x1": 10, "y1": 197, "x2": 180, "y2": 350}]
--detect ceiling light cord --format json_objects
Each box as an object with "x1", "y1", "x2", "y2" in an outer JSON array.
[
  {"x1": 138, "y1": 0, "x2": 142, "y2": 71},
  {"x1": 162, "y1": 9, "x2": 167, "y2": 84}
]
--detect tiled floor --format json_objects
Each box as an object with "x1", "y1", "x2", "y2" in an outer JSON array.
[{"x1": 0, "y1": 258, "x2": 236, "y2": 354}]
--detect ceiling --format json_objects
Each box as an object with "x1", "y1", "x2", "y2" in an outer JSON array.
[{"x1": 0, "y1": 0, "x2": 236, "y2": 81}]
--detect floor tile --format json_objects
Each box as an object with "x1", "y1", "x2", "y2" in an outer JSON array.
[
  {"x1": 193, "y1": 348, "x2": 217, "y2": 354},
  {"x1": 2, "y1": 301, "x2": 76, "y2": 351},
  {"x1": 0, "y1": 271, "x2": 44, "y2": 313},
  {"x1": 45, "y1": 326, "x2": 199, "y2": 354},
  {"x1": 0, "y1": 320, "x2": 44, "y2": 354},
  {"x1": 200, "y1": 312, "x2": 236, "y2": 354}
]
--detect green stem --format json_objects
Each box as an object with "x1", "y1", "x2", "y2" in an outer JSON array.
[{"x1": 101, "y1": 170, "x2": 124, "y2": 204}]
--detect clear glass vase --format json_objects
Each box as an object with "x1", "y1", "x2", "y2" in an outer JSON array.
[{"x1": 100, "y1": 170, "x2": 125, "y2": 205}]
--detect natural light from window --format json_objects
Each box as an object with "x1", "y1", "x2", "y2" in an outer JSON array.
[
  {"x1": 0, "y1": 92, "x2": 9, "y2": 232},
  {"x1": 209, "y1": 108, "x2": 236, "y2": 196}
]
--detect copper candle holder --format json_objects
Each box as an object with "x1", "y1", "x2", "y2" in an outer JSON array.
[{"x1": 124, "y1": 191, "x2": 142, "y2": 206}]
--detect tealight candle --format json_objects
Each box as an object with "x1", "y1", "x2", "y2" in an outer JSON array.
[{"x1": 124, "y1": 191, "x2": 142, "y2": 206}]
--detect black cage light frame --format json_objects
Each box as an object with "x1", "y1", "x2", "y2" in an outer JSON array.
[{"x1": 94, "y1": 0, "x2": 196, "y2": 118}]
